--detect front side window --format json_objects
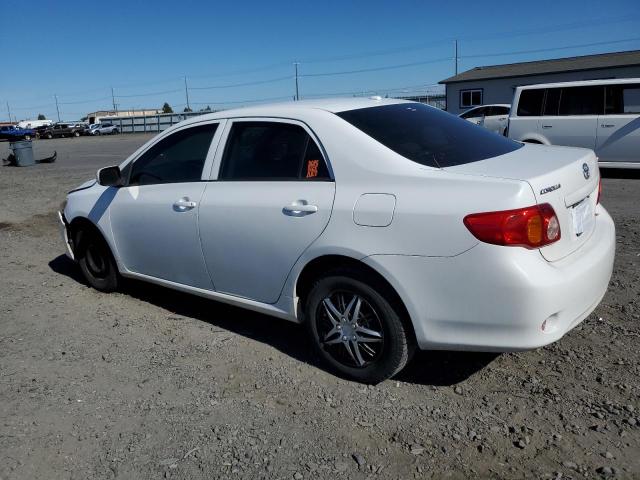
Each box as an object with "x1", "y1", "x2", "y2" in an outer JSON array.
[
  {"x1": 128, "y1": 123, "x2": 217, "y2": 186},
  {"x1": 543, "y1": 88, "x2": 561, "y2": 116},
  {"x1": 219, "y1": 121, "x2": 330, "y2": 181},
  {"x1": 558, "y1": 86, "x2": 603, "y2": 116},
  {"x1": 517, "y1": 89, "x2": 544, "y2": 116},
  {"x1": 491, "y1": 106, "x2": 510, "y2": 116},
  {"x1": 460, "y1": 89, "x2": 483, "y2": 109},
  {"x1": 336, "y1": 103, "x2": 523, "y2": 168}
]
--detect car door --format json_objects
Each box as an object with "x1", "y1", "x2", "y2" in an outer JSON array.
[
  {"x1": 461, "y1": 107, "x2": 486, "y2": 127},
  {"x1": 109, "y1": 122, "x2": 222, "y2": 289},
  {"x1": 484, "y1": 106, "x2": 510, "y2": 135},
  {"x1": 596, "y1": 83, "x2": 640, "y2": 165},
  {"x1": 198, "y1": 119, "x2": 335, "y2": 304},
  {"x1": 539, "y1": 86, "x2": 601, "y2": 149}
]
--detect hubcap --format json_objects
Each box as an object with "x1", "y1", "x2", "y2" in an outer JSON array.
[{"x1": 316, "y1": 291, "x2": 384, "y2": 368}]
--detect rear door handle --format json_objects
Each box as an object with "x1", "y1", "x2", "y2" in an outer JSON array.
[
  {"x1": 541, "y1": 125, "x2": 553, "y2": 129},
  {"x1": 173, "y1": 197, "x2": 197, "y2": 210},
  {"x1": 601, "y1": 124, "x2": 615, "y2": 128},
  {"x1": 283, "y1": 202, "x2": 318, "y2": 216}
]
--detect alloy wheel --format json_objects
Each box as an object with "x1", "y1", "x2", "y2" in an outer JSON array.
[{"x1": 316, "y1": 291, "x2": 384, "y2": 368}]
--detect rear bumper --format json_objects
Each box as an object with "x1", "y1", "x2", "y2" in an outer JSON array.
[
  {"x1": 364, "y1": 204, "x2": 616, "y2": 351},
  {"x1": 58, "y1": 211, "x2": 75, "y2": 261}
]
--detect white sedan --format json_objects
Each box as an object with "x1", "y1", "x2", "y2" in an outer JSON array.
[
  {"x1": 459, "y1": 104, "x2": 510, "y2": 135},
  {"x1": 59, "y1": 98, "x2": 615, "y2": 383}
]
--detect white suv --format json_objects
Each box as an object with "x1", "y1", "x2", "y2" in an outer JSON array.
[{"x1": 507, "y1": 78, "x2": 640, "y2": 169}]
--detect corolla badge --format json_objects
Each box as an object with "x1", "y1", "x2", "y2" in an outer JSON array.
[{"x1": 583, "y1": 163, "x2": 590, "y2": 180}]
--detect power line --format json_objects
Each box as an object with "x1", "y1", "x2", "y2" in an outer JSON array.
[
  {"x1": 115, "y1": 88, "x2": 183, "y2": 98},
  {"x1": 301, "y1": 57, "x2": 451, "y2": 78},
  {"x1": 190, "y1": 75, "x2": 291, "y2": 90},
  {"x1": 462, "y1": 37, "x2": 640, "y2": 59}
]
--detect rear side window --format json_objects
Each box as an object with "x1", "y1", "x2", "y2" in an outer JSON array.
[
  {"x1": 605, "y1": 84, "x2": 640, "y2": 114},
  {"x1": 129, "y1": 124, "x2": 217, "y2": 186},
  {"x1": 558, "y1": 86, "x2": 603, "y2": 115},
  {"x1": 336, "y1": 103, "x2": 523, "y2": 168},
  {"x1": 219, "y1": 121, "x2": 330, "y2": 181},
  {"x1": 517, "y1": 89, "x2": 544, "y2": 116}
]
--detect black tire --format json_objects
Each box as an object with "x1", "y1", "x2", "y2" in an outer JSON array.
[
  {"x1": 24, "y1": 135, "x2": 31, "y2": 140},
  {"x1": 305, "y1": 269, "x2": 414, "y2": 383},
  {"x1": 75, "y1": 227, "x2": 119, "y2": 292},
  {"x1": 112, "y1": 129, "x2": 119, "y2": 135},
  {"x1": 74, "y1": 131, "x2": 80, "y2": 137},
  {"x1": 46, "y1": 133, "x2": 53, "y2": 139}
]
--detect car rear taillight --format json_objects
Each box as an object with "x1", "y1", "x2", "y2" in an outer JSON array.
[
  {"x1": 464, "y1": 203, "x2": 561, "y2": 248},
  {"x1": 597, "y1": 176, "x2": 602, "y2": 204}
]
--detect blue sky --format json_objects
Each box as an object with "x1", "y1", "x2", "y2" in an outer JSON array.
[{"x1": 1, "y1": 0, "x2": 639, "y2": 121}]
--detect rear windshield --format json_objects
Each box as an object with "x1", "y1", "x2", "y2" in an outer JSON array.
[{"x1": 336, "y1": 103, "x2": 522, "y2": 168}]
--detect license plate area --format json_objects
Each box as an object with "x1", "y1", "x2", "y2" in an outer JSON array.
[{"x1": 571, "y1": 198, "x2": 594, "y2": 237}]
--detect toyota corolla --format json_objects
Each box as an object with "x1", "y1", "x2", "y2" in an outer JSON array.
[{"x1": 59, "y1": 98, "x2": 615, "y2": 383}]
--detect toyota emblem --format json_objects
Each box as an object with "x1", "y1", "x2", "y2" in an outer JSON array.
[{"x1": 582, "y1": 163, "x2": 590, "y2": 180}]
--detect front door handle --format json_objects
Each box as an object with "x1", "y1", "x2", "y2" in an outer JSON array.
[
  {"x1": 283, "y1": 201, "x2": 318, "y2": 216},
  {"x1": 541, "y1": 124, "x2": 553, "y2": 129},
  {"x1": 601, "y1": 124, "x2": 615, "y2": 128},
  {"x1": 173, "y1": 197, "x2": 197, "y2": 210}
]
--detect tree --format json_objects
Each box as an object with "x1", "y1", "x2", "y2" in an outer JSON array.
[
  {"x1": 162, "y1": 102, "x2": 173, "y2": 114},
  {"x1": 183, "y1": 107, "x2": 193, "y2": 113},
  {"x1": 37, "y1": 114, "x2": 46, "y2": 120}
]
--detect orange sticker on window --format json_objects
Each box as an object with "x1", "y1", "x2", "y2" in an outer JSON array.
[{"x1": 306, "y1": 159, "x2": 319, "y2": 178}]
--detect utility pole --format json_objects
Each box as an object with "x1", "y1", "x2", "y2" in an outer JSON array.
[
  {"x1": 293, "y1": 62, "x2": 300, "y2": 101},
  {"x1": 54, "y1": 94, "x2": 61, "y2": 122},
  {"x1": 6, "y1": 102, "x2": 11, "y2": 123},
  {"x1": 184, "y1": 76, "x2": 191, "y2": 111},
  {"x1": 454, "y1": 39, "x2": 459, "y2": 76},
  {"x1": 111, "y1": 87, "x2": 118, "y2": 114}
]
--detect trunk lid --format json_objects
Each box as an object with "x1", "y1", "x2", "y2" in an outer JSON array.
[{"x1": 445, "y1": 144, "x2": 599, "y2": 262}]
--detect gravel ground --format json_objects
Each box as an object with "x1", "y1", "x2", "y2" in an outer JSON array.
[{"x1": 0, "y1": 136, "x2": 639, "y2": 479}]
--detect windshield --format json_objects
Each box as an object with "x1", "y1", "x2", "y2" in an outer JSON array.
[{"x1": 336, "y1": 103, "x2": 522, "y2": 168}]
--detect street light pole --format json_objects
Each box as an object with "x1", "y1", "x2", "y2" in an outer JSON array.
[
  {"x1": 111, "y1": 87, "x2": 118, "y2": 114},
  {"x1": 54, "y1": 94, "x2": 61, "y2": 122},
  {"x1": 294, "y1": 62, "x2": 300, "y2": 101},
  {"x1": 184, "y1": 76, "x2": 191, "y2": 111},
  {"x1": 454, "y1": 39, "x2": 459, "y2": 76}
]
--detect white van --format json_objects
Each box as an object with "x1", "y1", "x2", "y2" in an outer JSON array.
[{"x1": 508, "y1": 78, "x2": 640, "y2": 168}]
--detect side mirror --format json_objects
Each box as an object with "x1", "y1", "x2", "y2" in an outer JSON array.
[{"x1": 97, "y1": 165, "x2": 124, "y2": 187}]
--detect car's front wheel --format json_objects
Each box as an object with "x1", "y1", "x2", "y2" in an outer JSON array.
[
  {"x1": 74, "y1": 227, "x2": 119, "y2": 292},
  {"x1": 74, "y1": 131, "x2": 80, "y2": 137},
  {"x1": 305, "y1": 270, "x2": 413, "y2": 383}
]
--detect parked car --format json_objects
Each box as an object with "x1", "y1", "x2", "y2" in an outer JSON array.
[
  {"x1": 0, "y1": 125, "x2": 35, "y2": 141},
  {"x1": 59, "y1": 98, "x2": 615, "y2": 383},
  {"x1": 91, "y1": 123, "x2": 119, "y2": 135},
  {"x1": 459, "y1": 104, "x2": 510, "y2": 135},
  {"x1": 82, "y1": 124, "x2": 101, "y2": 136},
  {"x1": 40, "y1": 123, "x2": 84, "y2": 139},
  {"x1": 507, "y1": 78, "x2": 640, "y2": 169}
]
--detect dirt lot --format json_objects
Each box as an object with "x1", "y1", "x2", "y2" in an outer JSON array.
[{"x1": 1, "y1": 136, "x2": 639, "y2": 479}]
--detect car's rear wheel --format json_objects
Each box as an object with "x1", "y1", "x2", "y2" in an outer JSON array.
[
  {"x1": 75, "y1": 227, "x2": 119, "y2": 292},
  {"x1": 112, "y1": 129, "x2": 119, "y2": 135},
  {"x1": 74, "y1": 131, "x2": 80, "y2": 137},
  {"x1": 305, "y1": 270, "x2": 413, "y2": 383},
  {"x1": 24, "y1": 135, "x2": 31, "y2": 140},
  {"x1": 46, "y1": 133, "x2": 53, "y2": 139}
]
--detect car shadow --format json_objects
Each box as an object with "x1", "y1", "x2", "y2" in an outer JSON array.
[
  {"x1": 49, "y1": 254, "x2": 496, "y2": 386},
  {"x1": 601, "y1": 168, "x2": 640, "y2": 179}
]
